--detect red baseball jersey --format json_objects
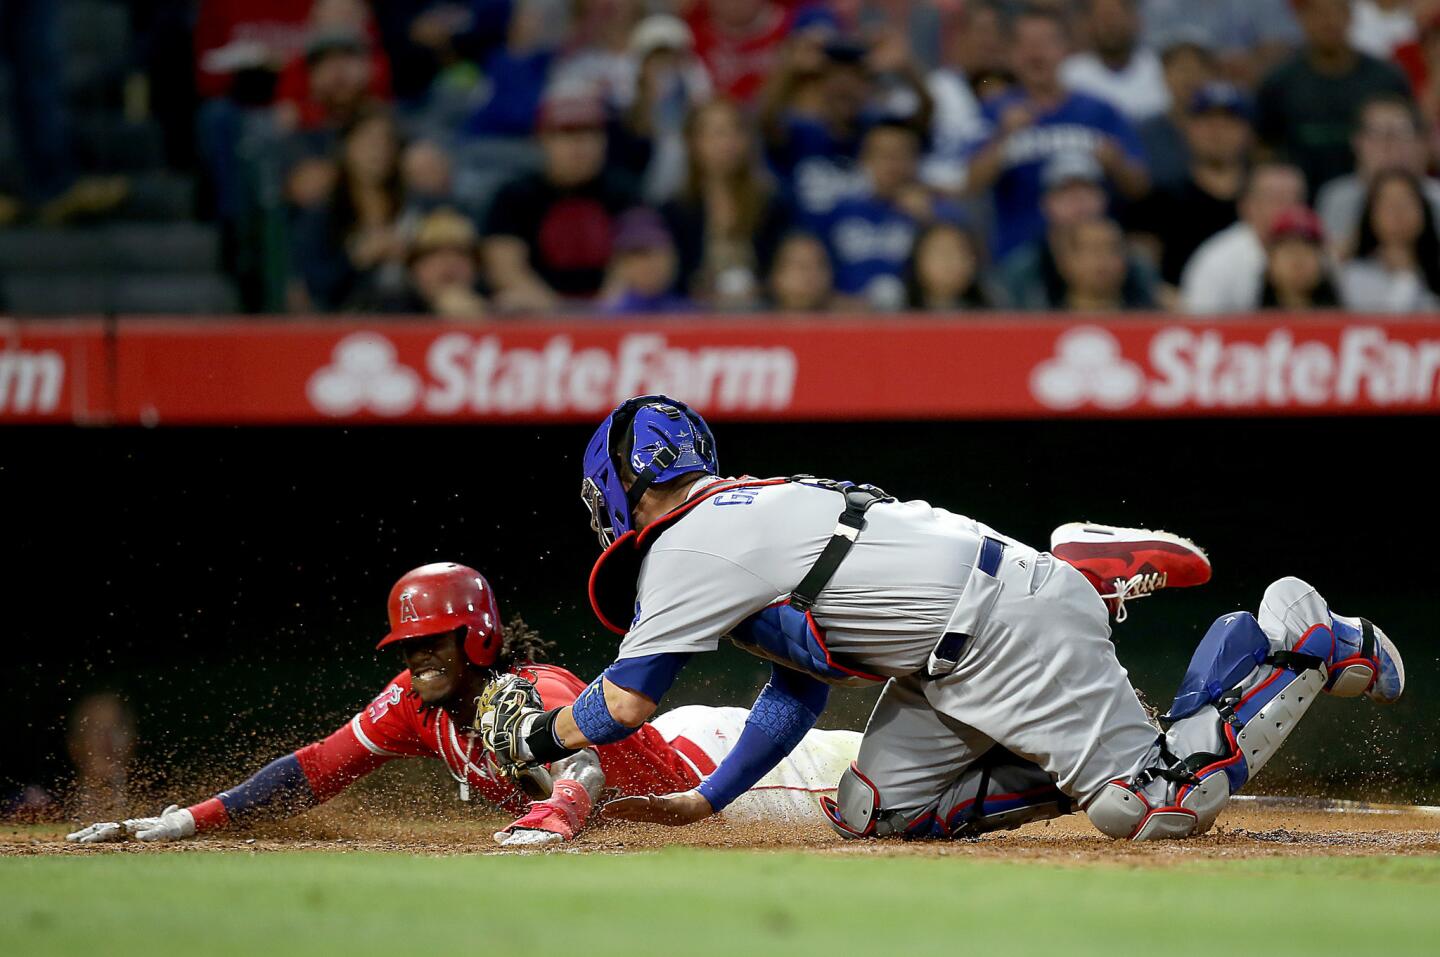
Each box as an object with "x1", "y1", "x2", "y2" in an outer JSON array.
[{"x1": 189, "y1": 663, "x2": 699, "y2": 830}]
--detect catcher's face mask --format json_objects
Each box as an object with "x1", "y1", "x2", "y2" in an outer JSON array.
[{"x1": 580, "y1": 396, "x2": 718, "y2": 549}]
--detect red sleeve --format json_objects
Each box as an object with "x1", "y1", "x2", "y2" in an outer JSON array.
[
  {"x1": 294, "y1": 724, "x2": 393, "y2": 802},
  {"x1": 526, "y1": 665, "x2": 587, "y2": 709}
]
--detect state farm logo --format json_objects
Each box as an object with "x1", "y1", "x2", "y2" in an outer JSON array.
[
  {"x1": 1030, "y1": 328, "x2": 1144, "y2": 409},
  {"x1": 0, "y1": 347, "x2": 64, "y2": 415},
  {"x1": 307, "y1": 333, "x2": 422, "y2": 416},
  {"x1": 305, "y1": 331, "x2": 796, "y2": 418},
  {"x1": 1030, "y1": 325, "x2": 1440, "y2": 411}
]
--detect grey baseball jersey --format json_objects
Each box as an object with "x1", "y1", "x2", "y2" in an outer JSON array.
[{"x1": 618, "y1": 476, "x2": 1018, "y2": 677}]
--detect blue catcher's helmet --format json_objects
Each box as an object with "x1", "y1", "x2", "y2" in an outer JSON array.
[{"x1": 581, "y1": 395, "x2": 719, "y2": 548}]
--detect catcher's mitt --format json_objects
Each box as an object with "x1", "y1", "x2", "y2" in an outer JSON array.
[{"x1": 473, "y1": 674, "x2": 554, "y2": 798}]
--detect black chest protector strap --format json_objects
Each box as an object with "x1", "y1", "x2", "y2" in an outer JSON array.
[{"x1": 788, "y1": 477, "x2": 894, "y2": 613}]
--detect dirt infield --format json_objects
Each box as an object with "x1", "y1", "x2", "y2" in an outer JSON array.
[{"x1": 7, "y1": 798, "x2": 1438, "y2": 864}]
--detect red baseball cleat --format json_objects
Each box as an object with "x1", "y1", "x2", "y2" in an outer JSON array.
[{"x1": 1050, "y1": 522, "x2": 1212, "y2": 623}]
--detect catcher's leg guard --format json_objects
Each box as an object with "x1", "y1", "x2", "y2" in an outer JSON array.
[
  {"x1": 1086, "y1": 577, "x2": 1392, "y2": 841},
  {"x1": 821, "y1": 747, "x2": 1071, "y2": 839}
]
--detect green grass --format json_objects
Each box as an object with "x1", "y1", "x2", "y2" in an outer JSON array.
[{"x1": 4, "y1": 851, "x2": 1439, "y2": 956}]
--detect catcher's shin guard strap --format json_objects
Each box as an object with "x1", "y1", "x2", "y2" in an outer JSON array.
[{"x1": 823, "y1": 751, "x2": 1070, "y2": 841}]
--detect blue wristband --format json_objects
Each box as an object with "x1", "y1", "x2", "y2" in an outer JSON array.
[{"x1": 571, "y1": 675, "x2": 635, "y2": 745}]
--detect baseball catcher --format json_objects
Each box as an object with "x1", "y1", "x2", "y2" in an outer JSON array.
[{"x1": 477, "y1": 395, "x2": 1403, "y2": 840}]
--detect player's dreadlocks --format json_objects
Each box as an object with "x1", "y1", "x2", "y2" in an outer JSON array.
[{"x1": 497, "y1": 614, "x2": 555, "y2": 667}]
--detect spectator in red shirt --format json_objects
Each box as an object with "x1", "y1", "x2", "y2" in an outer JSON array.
[
  {"x1": 1259, "y1": 206, "x2": 1341, "y2": 309},
  {"x1": 688, "y1": 0, "x2": 796, "y2": 102},
  {"x1": 482, "y1": 91, "x2": 642, "y2": 311}
]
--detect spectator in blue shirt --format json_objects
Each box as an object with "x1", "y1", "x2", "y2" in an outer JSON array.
[
  {"x1": 765, "y1": 36, "x2": 933, "y2": 228},
  {"x1": 998, "y1": 150, "x2": 1158, "y2": 309},
  {"x1": 965, "y1": 5, "x2": 1149, "y2": 259},
  {"x1": 601, "y1": 208, "x2": 694, "y2": 314},
  {"x1": 819, "y1": 121, "x2": 963, "y2": 309}
]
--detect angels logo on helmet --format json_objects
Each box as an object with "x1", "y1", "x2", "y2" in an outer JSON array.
[{"x1": 398, "y1": 592, "x2": 421, "y2": 623}]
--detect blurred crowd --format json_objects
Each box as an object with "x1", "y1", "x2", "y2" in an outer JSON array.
[{"x1": 6, "y1": 0, "x2": 1440, "y2": 316}]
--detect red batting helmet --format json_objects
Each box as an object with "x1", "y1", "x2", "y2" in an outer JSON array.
[{"x1": 377, "y1": 563, "x2": 503, "y2": 667}]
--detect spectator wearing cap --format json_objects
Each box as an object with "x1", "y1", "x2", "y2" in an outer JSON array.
[
  {"x1": 355, "y1": 207, "x2": 487, "y2": 316},
  {"x1": 687, "y1": 0, "x2": 796, "y2": 102},
  {"x1": 1061, "y1": 0, "x2": 1170, "y2": 123},
  {"x1": 1179, "y1": 161, "x2": 1307, "y2": 312},
  {"x1": 1259, "y1": 206, "x2": 1341, "y2": 308},
  {"x1": 275, "y1": 23, "x2": 387, "y2": 135},
  {"x1": 1315, "y1": 93, "x2": 1440, "y2": 255},
  {"x1": 1338, "y1": 168, "x2": 1440, "y2": 310},
  {"x1": 482, "y1": 92, "x2": 641, "y2": 311},
  {"x1": 601, "y1": 209, "x2": 694, "y2": 314},
  {"x1": 1256, "y1": 0, "x2": 1412, "y2": 195},
  {"x1": 612, "y1": 15, "x2": 713, "y2": 203},
  {"x1": 1135, "y1": 31, "x2": 1219, "y2": 192},
  {"x1": 923, "y1": 0, "x2": 1013, "y2": 195},
  {"x1": 765, "y1": 32, "x2": 934, "y2": 228},
  {"x1": 1055, "y1": 217, "x2": 1155, "y2": 310},
  {"x1": 1129, "y1": 83, "x2": 1253, "y2": 292},
  {"x1": 965, "y1": 6, "x2": 1149, "y2": 261},
  {"x1": 818, "y1": 122, "x2": 963, "y2": 310},
  {"x1": 1140, "y1": 0, "x2": 1302, "y2": 88},
  {"x1": 661, "y1": 99, "x2": 792, "y2": 309},
  {"x1": 274, "y1": 1, "x2": 393, "y2": 133},
  {"x1": 998, "y1": 151, "x2": 1158, "y2": 309}
]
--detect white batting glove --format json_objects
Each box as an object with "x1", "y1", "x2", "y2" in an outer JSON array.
[
  {"x1": 128, "y1": 805, "x2": 197, "y2": 842},
  {"x1": 495, "y1": 828, "x2": 565, "y2": 848},
  {"x1": 66, "y1": 821, "x2": 125, "y2": 843},
  {"x1": 67, "y1": 805, "x2": 197, "y2": 843}
]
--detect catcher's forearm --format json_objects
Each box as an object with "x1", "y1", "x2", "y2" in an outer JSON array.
[{"x1": 554, "y1": 677, "x2": 657, "y2": 749}]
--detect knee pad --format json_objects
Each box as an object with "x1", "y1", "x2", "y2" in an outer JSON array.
[
  {"x1": 1088, "y1": 609, "x2": 1328, "y2": 841},
  {"x1": 820, "y1": 763, "x2": 904, "y2": 839}
]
